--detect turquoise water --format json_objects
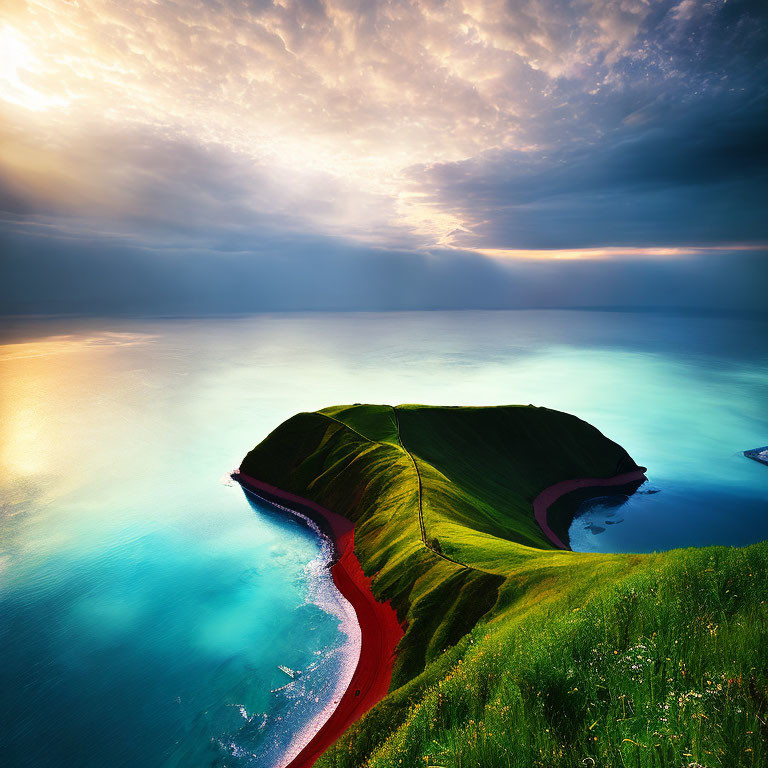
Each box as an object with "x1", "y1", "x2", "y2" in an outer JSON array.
[{"x1": 0, "y1": 310, "x2": 766, "y2": 766}]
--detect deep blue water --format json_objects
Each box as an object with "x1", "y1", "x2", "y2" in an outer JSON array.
[{"x1": 0, "y1": 310, "x2": 766, "y2": 766}]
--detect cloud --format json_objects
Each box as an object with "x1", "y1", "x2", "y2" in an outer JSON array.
[
  {"x1": 0, "y1": 0, "x2": 766, "y2": 313},
  {"x1": 0, "y1": 118, "x2": 405, "y2": 249},
  {"x1": 412, "y1": 94, "x2": 768, "y2": 249}
]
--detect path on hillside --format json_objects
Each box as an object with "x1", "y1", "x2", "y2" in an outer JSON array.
[
  {"x1": 318, "y1": 408, "x2": 470, "y2": 569},
  {"x1": 390, "y1": 406, "x2": 470, "y2": 570}
]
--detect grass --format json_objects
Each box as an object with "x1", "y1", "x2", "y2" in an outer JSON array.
[{"x1": 240, "y1": 404, "x2": 768, "y2": 767}]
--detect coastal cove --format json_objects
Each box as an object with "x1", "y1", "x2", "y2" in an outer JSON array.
[
  {"x1": 233, "y1": 402, "x2": 768, "y2": 767},
  {"x1": 0, "y1": 309, "x2": 766, "y2": 767},
  {"x1": 235, "y1": 457, "x2": 652, "y2": 764}
]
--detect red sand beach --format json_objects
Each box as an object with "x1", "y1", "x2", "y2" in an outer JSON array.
[
  {"x1": 234, "y1": 472, "x2": 403, "y2": 768},
  {"x1": 234, "y1": 465, "x2": 645, "y2": 763},
  {"x1": 533, "y1": 468, "x2": 648, "y2": 549}
]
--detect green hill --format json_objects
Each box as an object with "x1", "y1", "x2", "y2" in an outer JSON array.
[{"x1": 241, "y1": 405, "x2": 768, "y2": 767}]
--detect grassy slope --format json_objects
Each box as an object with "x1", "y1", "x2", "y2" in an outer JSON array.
[{"x1": 240, "y1": 405, "x2": 768, "y2": 767}]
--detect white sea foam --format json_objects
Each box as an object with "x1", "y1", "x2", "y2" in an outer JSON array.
[{"x1": 240, "y1": 489, "x2": 362, "y2": 768}]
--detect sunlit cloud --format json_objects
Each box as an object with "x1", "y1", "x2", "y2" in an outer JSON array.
[
  {"x1": 0, "y1": 0, "x2": 766, "y2": 313},
  {"x1": 0, "y1": 24, "x2": 69, "y2": 110},
  {"x1": 2, "y1": 0, "x2": 730, "y2": 246}
]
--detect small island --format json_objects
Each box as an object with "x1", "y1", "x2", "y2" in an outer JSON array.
[
  {"x1": 745, "y1": 446, "x2": 768, "y2": 466},
  {"x1": 236, "y1": 405, "x2": 768, "y2": 768}
]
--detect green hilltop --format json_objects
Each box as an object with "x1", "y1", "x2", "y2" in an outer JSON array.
[{"x1": 241, "y1": 404, "x2": 768, "y2": 768}]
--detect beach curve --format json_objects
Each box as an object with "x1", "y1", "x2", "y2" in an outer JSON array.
[
  {"x1": 233, "y1": 471, "x2": 403, "y2": 768},
  {"x1": 533, "y1": 467, "x2": 648, "y2": 550}
]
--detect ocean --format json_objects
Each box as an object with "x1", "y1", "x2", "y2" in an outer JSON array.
[{"x1": 1, "y1": 310, "x2": 766, "y2": 766}]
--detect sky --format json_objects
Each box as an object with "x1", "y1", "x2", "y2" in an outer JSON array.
[{"x1": 0, "y1": 0, "x2": 766, "y2": 313}]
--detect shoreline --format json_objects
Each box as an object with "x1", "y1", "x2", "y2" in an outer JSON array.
[
  {"x1": 234, "y1": 462, "x2": 647, "y2": 762},
  {"x1": 533, "y1": 467, "x2": 648, "y2": 550},
  {"x1": 233, "y1": 471, "x2": 403, "y2": 768}
]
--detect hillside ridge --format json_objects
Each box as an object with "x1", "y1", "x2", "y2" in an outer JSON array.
[{"x1": 238, "y1": 405, "x2": 768, "y2": 767}]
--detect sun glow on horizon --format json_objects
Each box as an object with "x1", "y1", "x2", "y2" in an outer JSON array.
[
  {"x1": 475, "y1": 246, "x2": 685, "y2": 261},
  {"x1": 465, "y1": 245, "x2": 768, "y2": 261}
]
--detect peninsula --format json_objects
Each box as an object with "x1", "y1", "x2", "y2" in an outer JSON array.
[{"x1": 237, "y1": 404, "x2": 768, "y2": 768}]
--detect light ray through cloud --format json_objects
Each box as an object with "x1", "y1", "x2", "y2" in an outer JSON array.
[{"x1": 0, "y1": 0, "x2": 766, "y2": 311}]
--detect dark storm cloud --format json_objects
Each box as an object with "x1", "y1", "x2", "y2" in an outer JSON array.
[
  {"x1": 420, "y1": 96, "x2": 768, "y2": 249},
  {"x1": 412, "y1": 0, "x2": 768, "y2": 250}
]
